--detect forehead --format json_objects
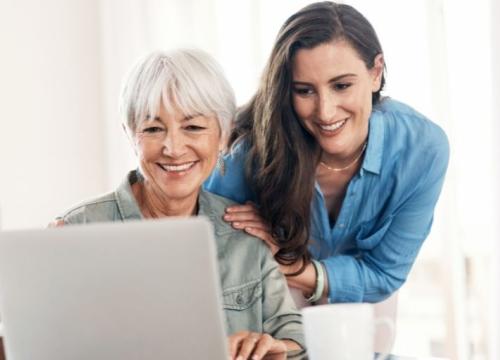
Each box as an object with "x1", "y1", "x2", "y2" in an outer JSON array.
[
  {"x1": 138, "y1": 92, "x2": 216, "y2": 123},
  {"x1": 292, "y1": 40, "x2": 368, "y2": 81},
  {"x1": 138, "y1": 102, "x2": 221, "y2": 131}
]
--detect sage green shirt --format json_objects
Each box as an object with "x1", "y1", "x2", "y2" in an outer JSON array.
[{"x1": 58, "y1": 170, "x2": 304, "y2": 347}]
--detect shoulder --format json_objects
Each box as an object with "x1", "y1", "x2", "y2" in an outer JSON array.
[
  {"x1": 200, "y1": 190, "x2": 268, "y2": 255},
  {"x1": 199, "y1": 190, "x2": 241, "y2": 235},
  {"x1": 59, "y1": 191, "x2": 120, "y2": 224},
  {"x1": 372, "y1": 99, "x2": 449, "y2": 188},
  {"x1": 204, "y1": 142, "x2": 256, "y2": 203},
  {"x1": 374, "y1": 97, "x2": 449, "y2": 149}
]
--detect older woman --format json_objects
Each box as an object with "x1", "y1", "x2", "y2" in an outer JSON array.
[{"x1": 55, "y1": 49, "x2": 303, "y2": 360}]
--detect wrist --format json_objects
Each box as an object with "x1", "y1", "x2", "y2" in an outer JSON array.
[{"x1": 304, "y1": 259, "x2": 325, "y2": 304}]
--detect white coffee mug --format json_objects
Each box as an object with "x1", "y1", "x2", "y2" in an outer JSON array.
[{"x1": 302, "y1": 303, "x2": 394, "y2": 360}]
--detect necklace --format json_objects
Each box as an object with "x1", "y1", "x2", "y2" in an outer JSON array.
[{"x1": 319, "y1": 142, "x2": 368, "y2": 172}]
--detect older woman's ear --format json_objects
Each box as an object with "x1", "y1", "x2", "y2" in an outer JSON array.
[
  {"x1": 218, "y1": 129, "x2": 229, "y2": 153},
  {"x1": 122, "y1": 123, "x2": 138, "y2": 155}
]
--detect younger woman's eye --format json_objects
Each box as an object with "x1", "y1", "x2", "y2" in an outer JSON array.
[
  {"x1": 334, "y1": 82, "x2": 352, "y2": 91},
  {"x1": 292, "y1": 87, "x2": 315, "y2": 96}
]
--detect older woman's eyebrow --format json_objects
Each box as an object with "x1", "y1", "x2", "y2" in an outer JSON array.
[
  {"x1": 182, "y1": 113, "x2": 204, "y2": 121},
  {"x1": 144, "y1": 114, "x2": 162, "y2": 121}
]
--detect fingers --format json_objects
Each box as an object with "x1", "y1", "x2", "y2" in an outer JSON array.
[
  {"x1": 223, "y1": 203, "x2": 272, "y2": 235},
  {"x1": 225, "y1": 202, "x2": 258, "y2": 214},
  {"x1": 237, "y1": 333, "x2": 263, "y2": 360},
  {"x1": 228, "y1": 333, "x2": 240, "y2": 360},
  {"x1": 228, "y1": 332, "x2": 285, "y2": 360},
  {"x1": 232, "y1": 221, "x2": 270, "y2": 232},
  {"x1": 223, "y1": 203, "x2": 279, "y2": 254},
  {"x1": 224, "y1": 208, "x2": 264, "y2": 224},
  {"x1": 247, "y1": 333, "x2": 279, "y2": 360},
  {"x1": 47, "y1": 219, "x2": 65, "y2": 228}
]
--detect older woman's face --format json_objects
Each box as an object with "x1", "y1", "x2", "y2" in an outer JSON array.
[{"x1": 133, "y1": 104, "x2": 222, "y2": 203}]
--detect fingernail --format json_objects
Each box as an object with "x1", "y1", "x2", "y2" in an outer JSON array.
[
  {"x1": 236, "y1": 356, "x2": 243, "y2": 360},
  {"x1": 223, "y1": 214, "x2": 231, "y2": 220},
  {"x1": 252, "y1": 355, "x2": 259, "y2": 360},
  {"x1": 233, "y1": 222, "x2": 241, "y2": 227}
]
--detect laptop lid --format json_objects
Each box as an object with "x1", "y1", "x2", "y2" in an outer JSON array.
[{"x1": 0, "y1": 217, "x2": 228, "y2": 360}]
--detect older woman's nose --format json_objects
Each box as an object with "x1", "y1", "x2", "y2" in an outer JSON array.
[
  {"x1": 317, "y1": 92, "x2": 337, "y2": 122},
  {"x1": 162, "y1": 131, "x2": 187, "y2": 157}
]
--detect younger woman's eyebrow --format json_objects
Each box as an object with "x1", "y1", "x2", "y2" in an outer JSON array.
[{"x1": 293, "y1": 73, "x2": 357, "y2": 85}]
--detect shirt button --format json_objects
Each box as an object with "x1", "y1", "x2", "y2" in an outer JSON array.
[
  {"x1": 236, "y1": 294, "x2": 244, "y2": 305},
  {"x1": 338, "y1": 223, "x2": 345, "y2": 228}
]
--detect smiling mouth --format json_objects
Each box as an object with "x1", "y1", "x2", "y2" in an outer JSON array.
[
  {"x1": 158, "y1": 161, "x2": 197, "y2": 172},
  {"x1": 319, "y1": 118, "x2": 348, "y2": 132}
]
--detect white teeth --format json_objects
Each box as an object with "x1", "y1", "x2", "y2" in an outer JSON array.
[
  {"x1": 319, "y1": 119, "x2": 347, "y2": 131},
  {"x1": 161, "y1": 162, "x2": 195, "y2": 172}
]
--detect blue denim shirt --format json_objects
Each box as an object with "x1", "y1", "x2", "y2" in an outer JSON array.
[
  {"x1": 58, "y1": 170, "x2": 304, "y2": 347},
  {"x1": 204, "y1": 98, "x2": 450, "y2": 303}
]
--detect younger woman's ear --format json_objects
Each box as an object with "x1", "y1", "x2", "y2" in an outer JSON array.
[
  {"x1": 122, "y1": 123, "x2": 138, "y2": 156},
  {"x1": 371, "y1": 54, "x2": 384, "y2": 92}
]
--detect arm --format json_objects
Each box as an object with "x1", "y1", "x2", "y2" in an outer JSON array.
[
  {"x1": 225, "y1": 139, "x2": 449, "y2": 303},
  {"x1": 259, "y1": 242, "x2": 305, "y2": 349},
  {"x1": 227, "y1": 242, "x2": 303, "y2": 360}
]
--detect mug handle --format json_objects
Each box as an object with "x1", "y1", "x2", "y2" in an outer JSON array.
[{"x1": 374, "y1": 317, "x2": 395, "y2": 360}]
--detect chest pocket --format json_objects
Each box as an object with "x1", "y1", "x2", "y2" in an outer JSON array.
[
  {"x1": 222, "y1": 280, "x2": 263, "y2": 334},
  {"x1": 355, "y1": 215, "x2": 393, "y2": 250}
]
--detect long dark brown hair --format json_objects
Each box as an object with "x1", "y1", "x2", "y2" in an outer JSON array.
[{"x1": 229, "y1": 1, "x2": 386, "y2": 271}]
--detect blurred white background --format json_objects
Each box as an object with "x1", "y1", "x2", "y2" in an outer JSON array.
[{"x1": 0, "y1": 0, "x2": 498, "y2": 358}]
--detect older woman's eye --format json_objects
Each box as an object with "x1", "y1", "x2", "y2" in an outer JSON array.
[
  {"x1": 185, "y1": 125, "x2": 206, "y2": 131},
  {"x1": 142, "y1": 126, "x2": 164, "y2": 134}
]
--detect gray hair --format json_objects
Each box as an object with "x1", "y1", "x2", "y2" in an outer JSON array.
[{"x1": 120, "y1": 49, "x2": 236, "y2": 136}]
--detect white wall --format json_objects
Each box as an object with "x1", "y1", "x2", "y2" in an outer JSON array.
[
  {"x1": 490, "y1": 0, "x2": 500, "y2": 358},
  {"x1": 0, "y1": 0, "x2": 107, "y2": 229}
]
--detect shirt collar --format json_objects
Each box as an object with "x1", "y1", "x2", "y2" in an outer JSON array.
[
  {"x1": 361, "y1": 108, "x2": 384, "y2": 176},
  {"x1": 115, "y1": 169, "x2": 214, "y2": 222},
  {"x1": 114, "y1": 170, "x2": 144, "y2": 220}
]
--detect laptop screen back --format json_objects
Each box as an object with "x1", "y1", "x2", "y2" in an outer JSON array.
[{"x1": 0, "y1": 217, "x2": 227, "y2": 360}]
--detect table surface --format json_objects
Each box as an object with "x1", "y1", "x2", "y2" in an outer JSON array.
[
  {"x1": 0, "y1": 338, "x2": 448, "y2": 360},
  {"x1": 264, "y1": 350, "x2": 449, "y2": 359}
]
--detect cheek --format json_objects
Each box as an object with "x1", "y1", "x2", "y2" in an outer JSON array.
[
  {"x1": 292, "y1": 97, "x2": 317, "y2": 133},
  {"x1": 292, "y1": 96, "x2": 310, "y2": 118},
  {"x1": 293, "y1": 97, "x2": 317, "y2": 131},
  {"x1": 135, "y1": 140, "x2": 159, "y2": 163},
  {"x1": 197, "y1": 134, "x2": 221, "y2": 165}
]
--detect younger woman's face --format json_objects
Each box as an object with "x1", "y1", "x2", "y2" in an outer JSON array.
[{"x1": 291, "y1": 40, "x2": 383, "y2": 161}]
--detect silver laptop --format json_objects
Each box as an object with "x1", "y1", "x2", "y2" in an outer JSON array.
[{"x1": 0, "y1": 218, "x2": 228, "y2": 360}]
